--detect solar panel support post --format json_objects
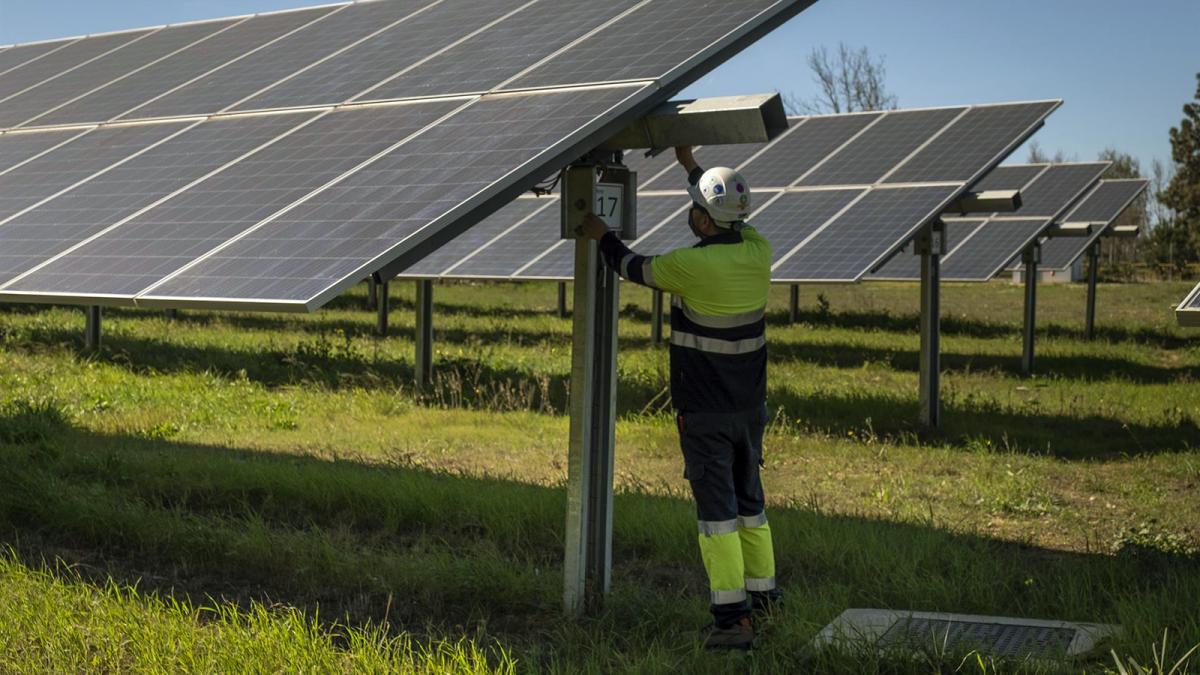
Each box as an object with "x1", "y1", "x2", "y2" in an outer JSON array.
[
  {"x1": 415, "y1": 280, "x2": 433, "y2": 391},
  {"x1": 557, "y1": 282, "x2": 569, "y2": 319},
  {"x1": 1085, "y1": 243, "x2": 1100, "y2": 341},
  {"x1": 85, "y1": 306, "x2": 102, "y2": 352},
  {"x1": 651, "y1": 289, "x2": 664, "y2": 346},
  {"x1": 163, "y1": 309, "x2": 178, "y2": 321},
  {"x1": 367, "y1": 277, "x2": 379, "y2": 311},
  {"x1": 375, "y1": 275, "x2": 389, "y2": 337},
  {"x1": 1021, "y1": 245, "x2": 1041, "y2": 376},
  {"x1": 789, "y1": 284, "x2": 801, "y2": 325},
  {"x1": 916, "y1": 222, "x2": 945, "y2": 430},
  {"x1": 562, "y1": 163, "x2": 619, "y2": 617}
]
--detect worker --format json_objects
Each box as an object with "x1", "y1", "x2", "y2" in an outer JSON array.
[{"x1": 581, "y1": 147, "x2": 780, "y2": 651}]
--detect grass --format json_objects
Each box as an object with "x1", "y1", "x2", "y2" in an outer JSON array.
[{"x1": 0, "y1": 279, "x2": 1197, "y2": 673}]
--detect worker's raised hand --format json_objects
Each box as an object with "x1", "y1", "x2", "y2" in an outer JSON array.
[
  {"x1": 580, "y1": 213, "x2": 609, "y2": 241},
  {"x1": 675, "y1": 146, "x2": 698, "y2": 173}
]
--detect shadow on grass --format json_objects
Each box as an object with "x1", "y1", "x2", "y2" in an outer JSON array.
[
  {"x1": 766, "y1": 308, "x2": 1191, "y2": 349},
  {"x1": 5, "y1": 321, "x2": 1195, "y2": 459},
  {"x1": 1, "y1": 426, "x2": 1196, "y2": 664},
  {"x1": 768, "y1": 339, "x2": 1200, "y2": 385}
]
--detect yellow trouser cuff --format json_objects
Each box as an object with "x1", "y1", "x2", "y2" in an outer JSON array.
[
  {"x1": 739, "y1": 520, "x2": 775, "y2": 580},
  {"x1": 698, "y1": 530, "x2": 744, "y2": 596}
]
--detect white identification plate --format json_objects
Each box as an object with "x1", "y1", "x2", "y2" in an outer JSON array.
[{"x1": 595, "y1": 183, "x2": 624, "y2": 231}]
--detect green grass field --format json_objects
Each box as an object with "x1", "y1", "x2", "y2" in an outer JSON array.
[{"x1": 0, "y1": 279, "x2": 1197, "y2": 673}]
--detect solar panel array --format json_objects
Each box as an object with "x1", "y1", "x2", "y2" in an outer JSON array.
[
  {"x1": 1035, "y1": 179, "x2": 1148, "y2": 270},
  {"x1": 0, "y1": 0, "x2": 814, "y2": 311},
  {"x1": 1178, "y1": 282, "x2": 1200, "y2": 327},
  {"x1": 871, "y1": 162, "x2": 1111, "y2": 282},
  {"x1": 399, "y1": 103, "x2": 1060, "y2": 283}
]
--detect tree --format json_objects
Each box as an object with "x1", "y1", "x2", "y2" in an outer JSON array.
[
  {"x1": 1025, "y1": 141, "x2": 1072, "y2": 164},
  {"x1": 788, "y1": 43, "x2": 898, "y2": 114},
  {"x1": 1158, "y1": 73, "x2": 1200, "y2": 267}
]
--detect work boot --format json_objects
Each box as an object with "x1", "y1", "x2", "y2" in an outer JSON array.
[
  {"x1": 701, "y1": 616, "x2": 754, "y2": 651},
  {"x1": 750, "y1": 589, "x2": 783, "y2": 620}
]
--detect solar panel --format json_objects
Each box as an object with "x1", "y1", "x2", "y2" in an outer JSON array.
[
  {"x1": 939, "y1": 219, "x2": 1049, "y2": 281},
  {"x1": 0, "y1": 112, "x2": 312, "y2": 288},
  {"x1": 797, "y1": 108, "x2": 964, "y2": 186},
  {"x1": 773, "y1": 185, "x2": 961, "y2": 282},
  {"x1": 1037, "y1": 180, "x2": 1148, "y2": 270},
  {"x1": 869, "y1": 219, "x2": 987, "y2": 281},
  {"x1": 451, "y1": 201, "x2": 563, "y2": 279},
  {"x1": 28, "y1": 9, "x2": 335, "y2": 129},
  {"x1": 6, "y1": 102, "x2": 461, "y2": 298},
  {"x1": 503, "y1": 0, "x2": 792, "y2": 90},
  {"x1": 1061, "y1": 179, "x2": 1147, "y2": 224},
  {"x1": 0, "y1": 127, "x2": 85, "y2": 174},
  {"x1": 885, "y1": 102, "x2": 1058, "y2": 184},
  {"x1": 403, "y1": 197, "x2": 553, "y2": 278},
  {"x1": 138, "y1": 86, "x2": 647, "y2": 307},
  {"x1": 970, "y1": 164, "x2": 1047, "y2": 192},
  {"x1": 0, "y1": 122, "x2": 192, "y2": 221},
  {"x1": 234, "y1": 0, "x2": 542, "y2": 112},
  {"x1": 0, "y1": 30, "x2": 151, "y2": 103},
  {"x1": 0, "y1": 40, "x2": 75, "y2": 76},
  {"x1": 641, "y1": 143, "x2": 760, "y2": 191},
  {"x1": 1012, "y1": 163, "x2": 1108, "y2": 216},
  {"x1": 744, "y1": 114, "x2": 882, "y2": 188},
  {"x1": 355, "y1": 0, "x2": 641, "y2": 102},
  {"x1": 395, "y1": 104, "x2": 1057, "y2": 287},
  {"x1": 124, "y1": 2, "x2": 430, "y2": 121},
  {"x1": 0, "y1": 21, "x2": 235, "y2": 128}
]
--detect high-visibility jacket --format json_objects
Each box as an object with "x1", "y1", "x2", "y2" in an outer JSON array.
[{"x1": 597, "y1": 169, "x2": 770, "y2": 413}]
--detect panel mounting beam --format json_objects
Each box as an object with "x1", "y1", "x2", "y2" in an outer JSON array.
[
  {"x1": 598, "y1": 93, "x2": 788, "y2": 150},
  {"x1": 942, "y1": 189, "x2": 1022, "y2": 216}
]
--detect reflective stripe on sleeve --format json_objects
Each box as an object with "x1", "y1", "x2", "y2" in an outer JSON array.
[
  {"x1": 698, "y1": 519, "x2": 739, "y2": 536},
  {"x1": 671, "y1": 330, "x2": 766, "y2": 355},
  {"x1": 641, "y1": 257, "x2": 658, "y2": 288}
]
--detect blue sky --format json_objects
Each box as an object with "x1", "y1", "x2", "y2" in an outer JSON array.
[{"x1": 2, "y1": 0, "x2": 1197, "y2": 171}]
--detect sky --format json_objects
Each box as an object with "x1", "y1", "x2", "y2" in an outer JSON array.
[{"x1": 2, "y1": 0, "x2": 1197, "y2": 172}]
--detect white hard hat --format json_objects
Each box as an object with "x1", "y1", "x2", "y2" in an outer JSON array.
[{"x1": 687, "y1": 166, "x2": 752, "y2": 225}]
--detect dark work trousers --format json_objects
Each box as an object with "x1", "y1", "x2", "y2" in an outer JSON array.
[{"x1": 677, "y1": 403, "x2": 769, "y2": 626}]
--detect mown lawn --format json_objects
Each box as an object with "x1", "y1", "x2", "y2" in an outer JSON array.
[{"x1": 0, "y1": 279, "x2": 1196, "y2": 673}]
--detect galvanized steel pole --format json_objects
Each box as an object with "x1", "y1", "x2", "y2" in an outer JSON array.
[
  {"x1": 651, "y1": 289, "x2": 664, "y2": 346},
  {"x1": 415, "y1": 279, "x2": 433, "y2": 391},
  {"x1": 1085, "y1": 243, "x2": 1100, "y2": 341},
  {"x1": 85, "y1": 306, "x2": 102, "y2": 352},
  {"x1": 917, "y1": 225, "x2": 943, "y2": 430},
  {"x1": 1021, "y1": 245, "x2": 1040, "y2": 376}
]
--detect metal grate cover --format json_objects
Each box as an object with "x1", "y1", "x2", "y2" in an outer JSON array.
[{"x1": 880, "y1": 617, "x2": 1076, "y2": 658}]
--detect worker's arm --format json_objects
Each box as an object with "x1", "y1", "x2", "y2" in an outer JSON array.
[
  {"x1": 676, "y1": 146, "x2": 705, "y2": 186},
  {"x1": 581, "y1": 215, "x2": 693, "y2": 294},
  {"x1": 582, "y1": 215, "x2": 658, "y2": 287}
]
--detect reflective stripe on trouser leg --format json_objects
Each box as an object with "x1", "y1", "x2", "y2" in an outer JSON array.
[
  {"x1": 738, "y1": 514, "x2": 776, "y2": 591},
  {"x1": 698, "y1": 530, "x2": 746, "y2": 605}
]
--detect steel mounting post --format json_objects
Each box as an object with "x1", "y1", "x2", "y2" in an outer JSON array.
[
  {"x1": 164, "y1": 309, "x2": 179, "y2": 321},
  {"x1": 562, "y1": 162, "x2": 620, "y2": 616},
  {"x1": 917, "y1": 222, "x2": 945, "y2": 430},
  {"x1": 1021, "y1": 244, "x2": 1040, "y2": 376},
  {"x1": 1085, "y1": 243, "x2": 1100, "y2": 341},
  {"x1": 557, "y1": 282, "x2": 569, "y2": 319},
  {"x1": 85, "y1": 306, "x2": 102, "y2": 352},
  {"x1": 375, "y1": 276, "x2": 389, "y2": 337},
  {"x1": 367, "y1": 276, "x2": 379, "y2": 311},
  {"x1": 650, "y1": 289, "x2": 664, "y2": 346},
  {"x1": 789, "y1": 284, "x2": 800, "y2": 325},
  {"x1": 415, "y1": 279, "x2": 433, "y2": 391}
]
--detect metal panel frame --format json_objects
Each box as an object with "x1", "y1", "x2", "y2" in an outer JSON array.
[{"x1": 1177, "y1": 282, "x2": 1200, "y2": 327}]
